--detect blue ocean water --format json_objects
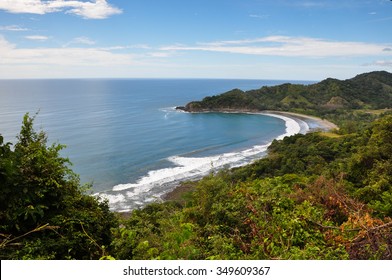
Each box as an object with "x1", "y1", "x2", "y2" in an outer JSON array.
[{"x1": 0, "y1": 79, "x2": 310, "y2": 211}]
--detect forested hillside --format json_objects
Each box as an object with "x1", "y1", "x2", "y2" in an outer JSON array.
[
  {"x1": 1, "y1": 71, "x2": 391, "y2": 259},
  {"x1": 181, "y1": 71, "x2": 392, "y2": 114},
  {"x1": 179, "y1": 71, "x2": 392, "y2": 132}
]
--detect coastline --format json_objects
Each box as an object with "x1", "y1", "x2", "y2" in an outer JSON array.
[
  {"x1": 261, "y1": 110, "x2": 338, "y2": 131},
  {"x1": 176, "y1": 107, "x2": 338, "y2": 132},
  {"x1": 163, "y1": 110, "x2": 338, "y2": 203}
]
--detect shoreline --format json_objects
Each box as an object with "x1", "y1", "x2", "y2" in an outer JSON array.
[
  {"x1": 162, "y1": 109, "x2": 338, "y2": 203},
  {"x1": 261, "y1": 110, "x2": 338, "y2": 131},
  {"x1": 178, "y1": 108, "x2": 338, "y2": 131}
]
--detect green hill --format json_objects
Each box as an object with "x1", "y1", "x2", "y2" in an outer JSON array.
[{"x1": 179, "y1": 71, "x2": 392, "y2": 116}]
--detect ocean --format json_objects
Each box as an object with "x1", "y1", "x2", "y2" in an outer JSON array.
[{"x1": 0, "y1": 79, "x2": 312, "y2": 211}]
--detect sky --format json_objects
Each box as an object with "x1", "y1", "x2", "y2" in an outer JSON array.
[{"x1": 0, "y1": 0, "x2": 391, "y2": 80}]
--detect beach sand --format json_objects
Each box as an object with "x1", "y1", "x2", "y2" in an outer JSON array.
[{"x1": 262, "y1": 110, "x2": 339, "y2": 131}]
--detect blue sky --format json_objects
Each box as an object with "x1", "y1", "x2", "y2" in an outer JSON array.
[{"x1": 0, "y1": 0, "x2": 391, "y2": 80}]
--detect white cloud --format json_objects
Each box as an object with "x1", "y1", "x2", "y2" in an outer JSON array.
[
  {"x1": 0, "y1": 0, "x2": 122, "y2": 19},
  {"x1": 0, "y1": 35, "x2": 134, "y2": 66},
  {"x1": 294, "y1": 1, "x2": 327, "y2": 8},
  {"x1": 0, "y1": 35, "x2": 15, "y2": 50},
  {"x1": 1, "y1": 33, "x2": 390, "y2": 79},
  {"x1": 0, "y1": 25, "x2": 28, "y2": 31},
  {"x1": 365, "y1": 60, "x2": 392, "y2": 67},
  {"x1": 64, "y1": 36, "x2": 96, "y2": 47},
  {"x1": 73, "y1": 36, "x2": 96, "y2": 45},
  {"x1": 162, "y1": 36, "x2": 392, "y2": 58},
  {"x1": 147, "y1": 52, "x2": 173, "y2": 58},
  {"x1": 129, "y1": 44, "x2": 152, "y2": 50},
  {"x1": 25, "y1": 35, "x2": 49, "y2": 41},
  {"x1": 249, "y1": 14, "x2": 269, "y2": 19},
  {"x1": 97, "y1": 44, "x2": 152, "y2": 52},
  {"x1": 66, "y1": 0, "x2": 122, "y2": 19}
]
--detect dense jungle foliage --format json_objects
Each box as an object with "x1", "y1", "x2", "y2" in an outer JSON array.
[{"x1": 1, "y1": 71, "x2": 391, "y2": 259}]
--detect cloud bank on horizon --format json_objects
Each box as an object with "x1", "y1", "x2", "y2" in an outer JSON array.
[{"x1": 0, "y1": 0, "x2": 391, "y2": 80}]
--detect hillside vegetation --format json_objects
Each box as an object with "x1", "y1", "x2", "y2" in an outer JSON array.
[
  {"x1": 179, "y1": 71, "x2": 392, "y2": 133},
  {"x1": 1, "y1": 71, "x2": 391, "y2": 259},
  {"x1": 182, "y1": 71, "x2": 392, "y2": 113}
]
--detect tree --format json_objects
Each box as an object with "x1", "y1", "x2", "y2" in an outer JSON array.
[
  {"x1": 349, "y1": 114, "x2": 392, "y2": 217},
  {"x1": 0, "y1": 113, "x2": 117, "y2": 259}
]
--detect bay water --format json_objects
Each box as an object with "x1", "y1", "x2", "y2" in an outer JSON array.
[{"x1": 0, "y1": 79, "x2": 311, "y2": 211}]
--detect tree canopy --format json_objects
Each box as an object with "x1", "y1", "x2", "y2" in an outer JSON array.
[{"x1": 0, "y1": 113, "x2": 117, "y2": 259}]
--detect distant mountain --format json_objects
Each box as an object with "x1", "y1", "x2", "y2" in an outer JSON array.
[{"x1": 178, "y1": 71, "x2": 392, "y2": 116}]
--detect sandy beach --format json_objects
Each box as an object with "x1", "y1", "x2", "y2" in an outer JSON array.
[{"x1": 261, "y1": 110, "x2": 339, "y2": 131}]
